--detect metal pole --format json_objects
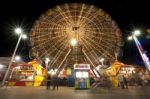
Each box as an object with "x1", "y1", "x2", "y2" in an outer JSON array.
[
  {"x1": 1, "y1": 33, "x2": 23, "y2": 86},
  {"x1": 8, "y1": 68, "x2": 15, "y2": 81},
  {"x1": 133, "y1": 36, "x2": 150, "y2": 71}
]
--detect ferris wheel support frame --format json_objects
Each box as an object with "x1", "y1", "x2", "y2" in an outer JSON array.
[
  {"x1": 56, "y1": 49, "x2": 71, "y2": 76},
  {"x1": 82, "y1": 49, "x2": 101, "y2": 78}
]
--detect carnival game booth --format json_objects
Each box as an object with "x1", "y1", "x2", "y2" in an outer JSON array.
[
  {"x1": 74, "y1": 64, "x2": 90, "y2": 89},
  {"x1": 8, "y1": 63, "x2": 35, "y2": 86},
  {"x1": 8, "y1": 60, "x2": 46, "y2": 86}
]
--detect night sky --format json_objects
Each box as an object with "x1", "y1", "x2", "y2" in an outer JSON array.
[{"x1": 0, "y1": 0, "x2": 150, "y2": 66}]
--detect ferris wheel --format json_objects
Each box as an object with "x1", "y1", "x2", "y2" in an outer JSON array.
[{"x1": 29, "y1": 3, "x2": 122, "y2": 69}]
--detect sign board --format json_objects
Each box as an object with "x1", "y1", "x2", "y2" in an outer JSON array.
[{"x1": 74, "y1": 64, "x2": 90, "y2": 70}]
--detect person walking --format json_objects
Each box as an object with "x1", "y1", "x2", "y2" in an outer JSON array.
[
  {"x1": 52, "y1": 74, "x2": 59, "y2": 90},
  {"x1": 55, "y1": 76, "x2": 59, "y2": 90},
  {"x1": 123, "y1": 75, "x2": 128, "y2": 89},
  {"x1": 118, "y1": 73, "x2": 125, "y2": 89},
  {"x1": 46, "y1": 74, "x2": 51, "y2": 90}
]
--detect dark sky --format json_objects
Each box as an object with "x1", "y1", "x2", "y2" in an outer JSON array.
[{"x1": 0, "y1": 0, "x2": 150, "y2": 65}]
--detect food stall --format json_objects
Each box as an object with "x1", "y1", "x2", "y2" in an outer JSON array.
[
  {"x1": 118, "y1": 65, "x2": 150, "y2": 86},
  {"x1": 8, "y1": 59, "x2": 46, "y2": 86},
  {"x1": 8, "y1": 63, "x2": 35, "y2": 86},
  {"x1": 74, "y1": 64, "x2": 90, "y2": 89}
]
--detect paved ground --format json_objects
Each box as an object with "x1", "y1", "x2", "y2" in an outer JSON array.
[{"x1": 0, "y1": 86, "x2": 150, "y2": 99}]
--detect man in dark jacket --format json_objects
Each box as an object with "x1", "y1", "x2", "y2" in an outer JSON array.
[
  {"x1": 46, "y1": 74, "x2": 51, "y2": 90},
  {"x1": 52, "y1": 75, "x2": 59, "y2": 90}
]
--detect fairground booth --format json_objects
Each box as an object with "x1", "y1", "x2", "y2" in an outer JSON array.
[
  {"x1": 74, "y1": 64, "x2": 91, "y2": 89},
  {"x1": 8, "y1": 59, "x2": 46, "y2": 86},
  {"x1": 104, "y1": 60, "x2": 150, "y2": 87}
]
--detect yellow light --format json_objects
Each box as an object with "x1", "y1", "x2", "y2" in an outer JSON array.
[{"x1": 70, "y1": 38, "x2": 77, "y2": 46}]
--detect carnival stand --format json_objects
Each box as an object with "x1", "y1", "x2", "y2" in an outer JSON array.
[
  {"x1": 8, "y1": 63, "x2": 35, "y2": 86},
  {"x1": 8, "y1": 59, "x2": 46, "y2": 86},
  {"x1": 74, "y1": 64, "x2": 90, "y2": 89}
]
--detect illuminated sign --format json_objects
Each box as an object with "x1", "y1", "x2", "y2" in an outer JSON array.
[
  {"x1": 74, "y1": 64, "x2": 90, "y2": 70},
  {"x1": 76, "y1": 71, "x2": 89, "y2": 78}
]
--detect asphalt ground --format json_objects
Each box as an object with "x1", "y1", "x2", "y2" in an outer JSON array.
[{"x1": 0, "y1": 86, "x2": 150, "y2": 99}]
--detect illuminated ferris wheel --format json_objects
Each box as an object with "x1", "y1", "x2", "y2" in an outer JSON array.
[{"x1": 29, "y1": 3, "x2": 122, "y2": 69}]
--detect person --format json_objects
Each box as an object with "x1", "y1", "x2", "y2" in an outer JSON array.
[
  {"x1": 90, "y1": 77, "x2": 95, "y2": 85},
  {"x1": 46, "y1": 74, "x2": 51, "y2": 90},
  {"x1": 123, "y1": 75, "x2": 128, "y2": 89},
  {"x1": 62, "y1": 77, "x2": 67, "y2": 86},
  {"x1": 52, "y1": 74, "x2": 59, "y2": 90},
  {"x1": 118, "y1": 73, "x2": 124, "y2": 89},
  {"x1": 141, "y1": 74, "x2": 148, "y2": 87},
  {"x1": 134, "y1": 72, "x2": 141, "y2": 86}
]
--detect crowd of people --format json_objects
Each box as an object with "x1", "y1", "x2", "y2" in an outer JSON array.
[
  {"x1": 89, "y1": 72, "x2": 150, "y2": 89},
  {"x1": 117, "y1": 72, "x2": 150, "y2": 89},
  {"x1": 45, "y1": 72, "x2": 150, "y2": 90}
]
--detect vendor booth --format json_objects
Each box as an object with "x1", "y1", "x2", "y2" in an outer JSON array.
[
  {"x1": 8, "y1": 63, "x2": 35, "y2": 86},
  {"x1": 8, "y1": 59, "x2": 46, "y2": 86},
  {"x1": 74, "y1": 64, "x2": 90, "y2": 89}
]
